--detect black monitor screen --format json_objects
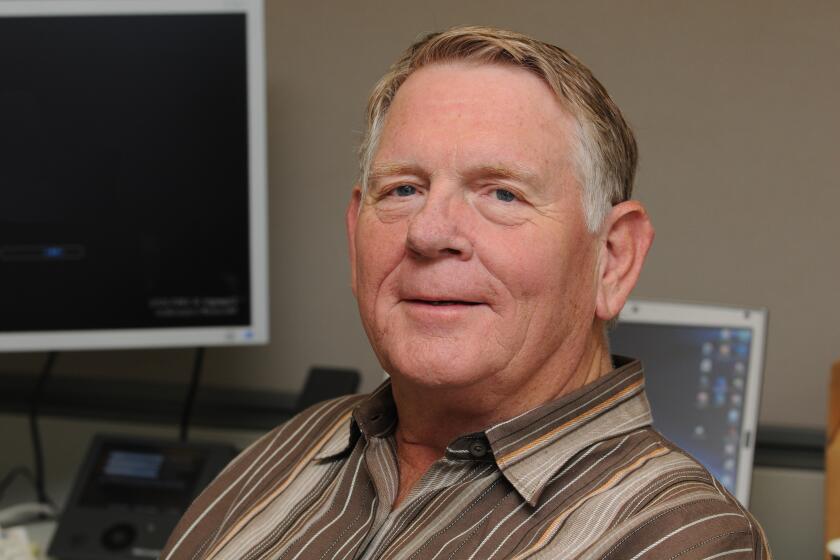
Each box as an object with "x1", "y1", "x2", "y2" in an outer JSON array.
[{"x1": 0, "y1": 13, "x2": 250, "y2": 331}]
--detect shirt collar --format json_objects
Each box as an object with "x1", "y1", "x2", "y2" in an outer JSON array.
[
  {"x1": 486, "y1": 356, "x2": 652, "y2": 505},
  {"x1": 315, "y1": 357, "x2": 653, "y2": 506},
  {"x1": 313, "y1": 382, "x2": 395, "y2": 461}
]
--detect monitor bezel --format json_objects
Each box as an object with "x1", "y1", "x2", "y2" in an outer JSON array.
[
  {"x1": 0, "y1": 0, "x2": 269, "y2": 351},
  {"x1": 617, "y1": 298, "x2": 768, "y2": 506}
]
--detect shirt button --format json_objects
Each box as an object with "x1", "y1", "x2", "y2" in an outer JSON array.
[{"x1": 469, "y1": 441, "x2": 488, "y2": 458}]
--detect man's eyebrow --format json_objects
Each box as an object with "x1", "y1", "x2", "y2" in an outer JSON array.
[
  {"x1": 368, "y1": 163, "x2": 425, "y2": 182},
  {"x1": 368, "y1": 163, "x2": 540, "y2": 185},
  {"x1": 464, "y1": 164, "x2": 540, "y2": 184}
]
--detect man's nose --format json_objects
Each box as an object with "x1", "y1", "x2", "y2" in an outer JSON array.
[{"x1": 405, "y1": 188, "x2": 473, "y2": 260}]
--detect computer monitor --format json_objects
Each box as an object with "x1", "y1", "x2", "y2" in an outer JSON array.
[
  {"x1": 609, "y1": 299, "x2": 767, "y2": 506},
  {"x1": 0, "y1": 0, "x2": 268, "y2": 351}
]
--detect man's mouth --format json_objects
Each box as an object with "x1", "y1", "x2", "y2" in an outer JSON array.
[{"x1": 406, "y1": 299, "x2": 482, "y2": 306}]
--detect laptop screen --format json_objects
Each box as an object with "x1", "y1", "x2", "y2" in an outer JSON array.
[{"x1": 609, "y1": 300, "x2": 767, "y2": 506}]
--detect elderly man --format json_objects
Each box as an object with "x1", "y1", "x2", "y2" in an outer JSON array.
[{"x1": 163, "y1": 27, "x2": 770, "y2": 559}]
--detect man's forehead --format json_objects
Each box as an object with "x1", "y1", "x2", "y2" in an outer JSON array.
[
  {"x1": 373, "y1": 62, "x2": 577, "y2": 182},
  {"x1": 387, "y1": 61, "x2": 564, "y2": 122}
]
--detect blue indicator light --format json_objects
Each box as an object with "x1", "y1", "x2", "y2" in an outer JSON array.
[
  {"x1": 244, "y1": 330, "x2": 253, "y2": 339},
  {"x1": 45, "y1": 246, "x2": 64, "y2": 258}
]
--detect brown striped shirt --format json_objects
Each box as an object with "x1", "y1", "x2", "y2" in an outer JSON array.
[{"x1": 162, "y1": 358, "x2": 771, "y2": 559}]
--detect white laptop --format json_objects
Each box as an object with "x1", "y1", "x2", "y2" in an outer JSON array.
[{"x1": 609, "y1": 299, "x2": 767, "y2": 506}]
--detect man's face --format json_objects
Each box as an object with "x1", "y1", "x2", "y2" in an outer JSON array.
[{"x1": 348, "y1": 62, "x2": 601, "y2": 394}]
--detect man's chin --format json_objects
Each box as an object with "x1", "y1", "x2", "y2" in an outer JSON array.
[
  {"x1": 373, "y1": 330, "x2": 509, "y2": 390},
  {"x1": 386, "y1": 355, "x2": 498, "y2": 391}
]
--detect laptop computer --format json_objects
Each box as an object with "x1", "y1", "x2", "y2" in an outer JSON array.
[{"x1": 609, "y1": 299, "x2": 767, "y2": 506}]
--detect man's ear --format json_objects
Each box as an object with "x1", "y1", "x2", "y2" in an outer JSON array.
[
  {"x1": 345, "y1": 185, "x2": 363, "y2": 298},
  {"x1": 595, "y1": 201, "x2": 655, "y2": 321}
]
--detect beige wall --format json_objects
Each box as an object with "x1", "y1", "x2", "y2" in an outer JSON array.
[{"x1": 2, "y1": 0, "x2": 838, "y2": 429}]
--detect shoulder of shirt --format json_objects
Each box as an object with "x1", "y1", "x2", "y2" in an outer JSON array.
[
  {"x1": 160, "y1": 393, "x2": 365, "y2": 560},
  {"x1": 578, "y1": 427, "x2": 772, "y2": 560},
  {"x1": 243, "y1": 392, "x2": 366, "y2": 463},
  {"x1": 270, "y1": 392, "x2": 366, "y2": 437}
]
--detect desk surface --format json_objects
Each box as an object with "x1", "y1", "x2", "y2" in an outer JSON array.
[
  {"x1": 24, "y1": 522, "x2": 54, "y2": 560},
  {"x1": 0, "y1": 522, "x2": 55, "y2": 560}
]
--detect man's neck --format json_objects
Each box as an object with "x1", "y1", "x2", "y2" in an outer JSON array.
[{"x1": 389, "y1": 327, "x2": 613, "y2": 506}]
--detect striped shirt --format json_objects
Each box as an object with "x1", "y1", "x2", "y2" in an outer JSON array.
[{"x1": 162, "y1": 357, "x2": 771, "y2": 559}]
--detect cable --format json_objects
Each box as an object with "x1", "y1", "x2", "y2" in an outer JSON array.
[
  {"x1": 29, "y1": 351, "x2": 58, "y2": 507},
  {"x1": 0, "y1": 501, "x2": 57, "y2": 527},
  {"x1": 0, "y1": 466, "x2": 37, "y2": 504},
  {"x1": 179, "y1": 347, "x2": 205, "y2": 442}
]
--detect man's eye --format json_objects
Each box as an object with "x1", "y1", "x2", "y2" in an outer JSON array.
[
  {"x1": 494, "y1": 189, "x2": 517, "y2": 202},
  {"x1": 392, "y1": 185, "x2": 417, "y2": 197}
]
